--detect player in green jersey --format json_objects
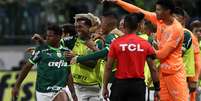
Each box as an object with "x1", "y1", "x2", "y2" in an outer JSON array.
[{"x1": 12, "y1": 24, "x2": 77, "y2": 101}]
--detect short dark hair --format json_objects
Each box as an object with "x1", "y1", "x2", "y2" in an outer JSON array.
[
  {"x1": 190, "y1": 20, "x2": 201, "y2": 30},
  {"x1": 61, "y1": 23, "x2": 76, "y2": 36},
  {"x1": 47, "y1": 24, "x2": 62, "y2": 36},
  {"x1": 173, "y1": 7, "x2": 185, "y2": 17},
  {"x1": 77, "y1": 17, "x2": 92, "y2": 27},
  {"x1": 124, "y1": 13, "x2": 145, "y2": 32},
  {"x1": 102, "y1": 11, "x2": 118, "y2": 27},
  {"x1": 156, "y1": 0, "x2": 175, "y2": 13},
  {"x1": 102, "y1": 11, "x2": 118, "y2": 20}
]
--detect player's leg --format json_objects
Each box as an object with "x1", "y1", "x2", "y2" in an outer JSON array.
[
  {"x1": 159, "y1": 72, "x2": 173, "y2": 101},
  {"x1": 36, "y1": 91, "x2": 53, "y2": 101},
  {"x1": 53, "y1": 91, "x2": 69, "y2": 101},
  {"x1": 164, "y1": 69, "x2": 189, "y2": 101}
]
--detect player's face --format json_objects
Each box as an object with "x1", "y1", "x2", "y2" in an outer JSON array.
[
  {"x1": 101, "y1": 16, "x2": 110, "y2": 35},
  {"x1": 155, "y1": 4, "x2": 169, "y2": 20},
  {"x1": 119, "y1": 18, "x2": 125, "y2": 33},
  {"x1": 192, "y1": 27, "x2": 201, "y2": 39},
  {"x1": 75, "y1": 20, "x2": 90, "y2": 35},
  {"x1": 138, "y1": 20, "x2": 145, "y2": 32},
  {"x1": 46, "y1": 30, "x2": 60, "y2": 46}
]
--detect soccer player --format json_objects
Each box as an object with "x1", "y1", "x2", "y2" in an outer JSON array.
[
  {"x1": 173, "y1": 7, "x2": 201, "y2": 101},
  {"x1": 103, "y1": 0, "x2": 189, "y2": 100},
  {"x1": 69, "y1": 12, "x2": 124, "y2": 86},
  {"x1": 70, "y1": 12, "x2": 123, "y2": 64},
  {"x1": 190, "y1": 20, "x2": 201, "y2": 49},
  {"x1": 190, "y1": 20, "x2": 201, "y2": 100},
  {"x1": 62, "y1": 13, "x2": 103, "y2": 101},
  {"x1": 102, "y1": 13, "x2": 159, "y2": 101},
  {"x1": 12, "y1": 24, "x2": 77, "y2": 101}
]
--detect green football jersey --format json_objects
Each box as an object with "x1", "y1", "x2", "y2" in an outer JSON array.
[{"x1": 29, "y1": 44, "x2": 70, "y2": 92}]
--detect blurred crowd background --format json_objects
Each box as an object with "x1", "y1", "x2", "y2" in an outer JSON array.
[
  {"x1": 0, "y1": 0, "x2": 200, "y2": 70},
  {"x1": 0, "y1": 0, "x2": 200, "y2": 45}
]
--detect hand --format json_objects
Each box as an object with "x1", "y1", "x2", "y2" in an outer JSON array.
[
  {"x1": 86, "y1": 40, "x2": 99, "y2": 51},
  {"x1": 91, "y1": 33, "x2": 101, "y2": 41},
  {"x1": 72, "y1": 94, "x2": 78, "y2": 101},
  {"x1": 25, "y1": 47, "x2": 35, "y2": 53},
  {"x1": 64, "y1": 51, "x2": 75, "y2": 58},
  {"x1": 188, "y1": 81, "x2": 198, "y2": 92},
  {"x1": 70, "y1": 56, "x2": 78, "y2": 64},
  {"x1": 12, "y1": 86, "x2": 20, "y2": 100},
  {"x1": 154, "y1": 91, "x2": 160, "y2": 101},
  {"x1": 102, "y1": 87, "x2": 109, "y2": 101},
  {"x1": 32, "y1": 33, "x2": 42, "y2": 41}
]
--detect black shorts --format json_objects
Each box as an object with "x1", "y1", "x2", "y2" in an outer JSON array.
[{"x1": 110, "y1": 78, "x2": 146, "y2": 101}]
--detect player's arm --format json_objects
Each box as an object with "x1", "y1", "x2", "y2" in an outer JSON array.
[
  {"x1": 147, "y1": 55, "x2": 159, "y2": 88},
  {"x1": 76, "y1": 34, "x2": 115, "y2": 63},
  {"x1": 12, "y1": 47, "x2": 41, "y2": 97},
  {"x1": 182, "y1": 31, "x2": 192, "y2": 55},
  {"x1": 147, "y1": 55, "x2": 160, "y2": 100},
  {"x1": 104, "y1": 0, "x2": 157, "y2": 25},
  {"x1": 77, "y1": 48, "x2": 108, "y2": 62},
  {"x1": 146, "y1": 43, "x2": 160, "y2": 99},
  {"x1": 69, "y1": 48, "x2": 108, "y2": 68},
  {"x1": 67, "y1": 69, "x2": 77, "y2": 100},
  {"x1": 102, "y1": 42, "x2": 116, "y2": 100},
  {"x1": 102, "y1": 56, "x2": 115, "y2": 100},
  {"x1": 12, "y1": 61, "x2": 33, "y2": 97},
  {"x1": 156, "y1": 30, "x2": 182, "y2": 59}
]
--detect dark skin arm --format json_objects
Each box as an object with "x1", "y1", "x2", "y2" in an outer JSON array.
[
  {"x1": 12, "y1": 61, "x2": 33, "y2": 97},
  {"x1": 147, "y1": 55, "x2": 160, "y2": 100},
  {"x1": 102, "y1": 57, "x2": 114, "y2": 101},
  {"x1": 67, "y1": 69, "x2": 78, "y2": 101},
  {"x1": 147, "y1": 55, "x2": 159, "y2": 83}
]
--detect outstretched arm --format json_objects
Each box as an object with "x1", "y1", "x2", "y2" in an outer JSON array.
[{"x1": 103, "y1": 0, "x2": 158, "y2": 25}]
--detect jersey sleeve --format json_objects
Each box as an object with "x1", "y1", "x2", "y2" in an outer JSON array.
[
  {"x1": 105, "y1": 34, "x2": 118, "y2": 50},
  {"x1": 60, "y1": 36, "x2": 77, "y2": 50},
  {"x1": 156, "y1": 29, "x2": 183, "y2": 59},
  {"x1": 29, "y1": 47, "x2": 42, "y2": 64},
  {"x1": 182, "y1": 30, "x2": 192, "y2": 52},
  {"x1": 76, "y1": 34, "x2": 118, "y2": 62},
  {"x1": 77, "y1": 48, "x2": 108, "y2": 62},
  {"x1": 108, "y1": 41, "x2": 117, "y2": 58},
  {"x1": 95, "y1": 39, "x2": 104, "y2": 49},
  {"x1": 116, "y1": 0, "x2": 158, "y2": 25}
]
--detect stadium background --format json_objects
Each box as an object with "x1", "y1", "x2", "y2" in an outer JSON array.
[{"x1": 0, "y1": 0, "x2": 200, "y2": 101}]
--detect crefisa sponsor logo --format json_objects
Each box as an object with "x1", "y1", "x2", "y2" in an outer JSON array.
[{"x1": 48, "y1": 60, "x2": 67, "y2": 68}]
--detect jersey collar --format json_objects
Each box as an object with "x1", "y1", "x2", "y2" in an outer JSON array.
[{"x1": 48, "y1": 45, "x2": 63, "y2": 51}]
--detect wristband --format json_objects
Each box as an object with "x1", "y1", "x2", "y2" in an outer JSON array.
[{"x1": 153, "y1": 81, "x2": 160, "y2": 91}]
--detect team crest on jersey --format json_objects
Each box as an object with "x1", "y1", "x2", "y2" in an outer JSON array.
[{"x1": 57, "y1": 52, "x2": 62, "y2": 57}]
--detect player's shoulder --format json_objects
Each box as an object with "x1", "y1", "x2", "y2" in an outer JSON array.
[
  {"x1": 60, "y1": 46, "x2": 71, "y2": 52},
  {"x1": 106, "y1": 33, "x2": 117, "y2": 39},
  {"x1": 173, "y1": 19, "x2": 183, "y2": 30},
  {"x1": 35, "y1": 44, "x2": 48, "y2": 51}
]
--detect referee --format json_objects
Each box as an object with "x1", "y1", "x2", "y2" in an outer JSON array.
[{"x1": 102, "y1": 13, "x2": 159, "y2": 101}]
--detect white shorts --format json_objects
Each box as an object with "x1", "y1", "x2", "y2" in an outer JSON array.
[
  {"x1": 36, "y1": 89, "x2": 67, "y2": 101},
  {"x1": 74, "y1": 84, "x2": 101, "y2": 101}
]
